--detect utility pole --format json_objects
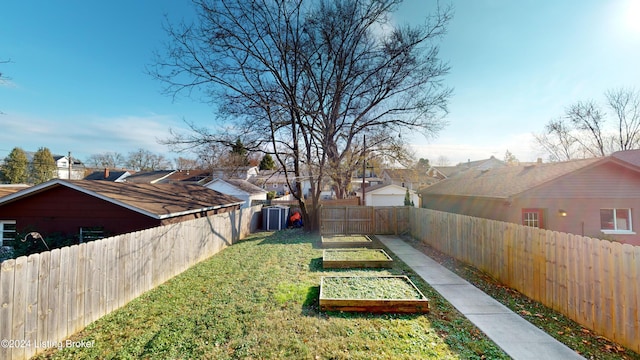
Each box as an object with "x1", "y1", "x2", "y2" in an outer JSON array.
[
  {"x1": 68, "y1": 151, "x2": 72, "y2": 179},
  {"x1": 362, "y1": 136, "x2": 366, "y2": 206}
]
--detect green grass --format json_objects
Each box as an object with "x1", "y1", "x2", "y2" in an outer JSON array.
[{"x1": 33, "y1": 230, "x2": 508, "y2": 360}]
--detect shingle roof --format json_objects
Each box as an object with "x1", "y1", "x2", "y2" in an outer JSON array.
[
  {"x1": 122, "y1": 170, "x2": 176, "y2": 184},
  {"x1": 0, "y1": 180, "x2": 243, "y2": 219},
  {"x1": 419, "y1": 158, "x2": 602, "y2": 199},
  {"x1": 0, "y1": 184, "x2": 30, "y2": 198},
  {"x1": 84, "y1": 170, "x2": 130, "y2": 181},
  {"x1": 160, "y1": 169, "x2": 212, "y2": 183},
  {"x1": 223, "y1": 179, "x2": 268, "y2": 195}
]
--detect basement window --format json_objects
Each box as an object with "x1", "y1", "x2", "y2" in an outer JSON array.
[
  {"x1": 79, "y1": 227, "x2": 105, "y2": 243},
  {"x1": 0, "y1": 220, "x2": 17, "y2": 247}
]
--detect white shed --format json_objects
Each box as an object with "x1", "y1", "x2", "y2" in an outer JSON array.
[
  {"x1": 204, "y1": 178, "x2": 268, "y2": 209},
  {"x1": 357, "y1": 183, "x2": 419, "y2": 207}
]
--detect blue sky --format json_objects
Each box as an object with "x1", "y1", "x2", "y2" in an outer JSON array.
[{"x1": 1, "y1": 0, "x2": 639, "y2": 166}]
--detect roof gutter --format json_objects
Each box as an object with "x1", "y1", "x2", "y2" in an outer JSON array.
[{"x1": 156, "y1": 201, "x2": 246, "y2": 220}]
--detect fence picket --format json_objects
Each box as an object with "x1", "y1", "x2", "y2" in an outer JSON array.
[
  {"x1": 1, "y1": 259, "x2": 15, "y2": 360},
  {"x1": 23, "y1": 254, "x2": 39, "y2": 359},
  {"x1": 11, "y1": 256, "x2": 27, "y2": 360}
]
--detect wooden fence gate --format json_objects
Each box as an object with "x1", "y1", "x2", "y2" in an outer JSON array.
[{"x1": 319, "y1": 206, "x2": 410, "y2": 235}]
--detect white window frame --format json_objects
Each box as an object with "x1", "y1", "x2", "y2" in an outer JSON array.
[
  {"x1": 600, "y1": 208, "x2": 635, "y2": 235},
  {"x1": 0, "y1": 220, "x2": 17, "y2": 247}
]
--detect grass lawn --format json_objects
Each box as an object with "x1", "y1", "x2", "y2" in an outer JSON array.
[{"x1": 33, "y1": 230, "x2": 508, "y2": 360}]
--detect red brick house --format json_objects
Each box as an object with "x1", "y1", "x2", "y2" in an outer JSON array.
[
  {"x1": 419, "y1": 151, "x2": 640, "y2": 246},
  {"x1": 0, "y1": 179, "x2": 243, "y2": 247}
]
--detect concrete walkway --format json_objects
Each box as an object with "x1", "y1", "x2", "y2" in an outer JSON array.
[{"x1": 377, "y1": 235, "x2": 584, "y2": 360}]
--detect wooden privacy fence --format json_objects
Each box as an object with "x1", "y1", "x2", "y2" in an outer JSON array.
[
  {"x1": 409, "y1": 207, "x2": 640, "y2": 353},
  {"x1": 0, "y1": 205, "x2": 261, "y2": 360},
  {"x1": 320, "y1": 205, "x2": 410, "y2": 235}
]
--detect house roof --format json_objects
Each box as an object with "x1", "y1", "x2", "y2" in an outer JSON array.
[
  {"x1": 419, "y1": 157, "x2": 602, "y2": 200},
  {"x1": 160, "y1": 169, "x2": 212, "y2": 184},
  {"x1": 84, "y1": 170, "x2": 130, "y2": 181},
  {"x1": 122, "y1": 170, "x2": 176, "y2": 184},
  {"x1": 0, "y1": 184, "x2": 31, "y2": 198},
  {"x1": 0, "y1": 180, "x2": 244, "y2": 219},
  {"x1": 207, "y1": 178, "x2": 268, "y2": 195},
  {"x1": 382, "y1": 168, "x2": 438, "y2": 185}
]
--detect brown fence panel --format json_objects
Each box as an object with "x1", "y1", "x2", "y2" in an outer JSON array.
[
  {"x1": 409, "y1": 207, "x2": 640, "y2": 353},
  {"x1": 320, "y1": 205, "x2": 411, "y2": 235}
]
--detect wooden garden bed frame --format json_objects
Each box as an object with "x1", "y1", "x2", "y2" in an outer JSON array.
[
  {"x1": 322, "y1": 248, "x2": 393, "y2": 269},
  {"x1": 319, "y1": 275, "x2": 429, "y2": 313},
  {"x1": 320, "y1": 234, "x2": 374, "y2": 248}
]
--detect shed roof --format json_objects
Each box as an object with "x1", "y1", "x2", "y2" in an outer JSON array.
[
  {"x1": 207, "y1": 178, "x2": 268, "y2": 195},
  {"x1": 0, "y1": 180, "x2": 243, "y2": 219}
]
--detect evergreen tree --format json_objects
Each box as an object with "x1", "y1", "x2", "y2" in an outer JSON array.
[
  {"x1": 30, "y1": 147, "x2": 56, "y2": 184},
  {"x1": 229, "y1": 138, "x2": 249, "y2": 166},
  {"x1": 2, "y1": 147, "x2": 29, "y2": 183},
  {"x1": 259, "y1": 154, "x2": 276, "y2": 170},
  {"x1": 404, "y1": 188, "x2": 414, "y2": 206}
]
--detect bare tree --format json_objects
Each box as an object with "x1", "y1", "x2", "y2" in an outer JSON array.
[
  {"x1": 566, "y1": 100, "x2": 607, "y2": 157},
  {"x1": 0, "y1": 59, "x2": 11, "y2": 114},
  {"x1": 532, "y1": 117, "x2": 579, "y2": 162},
  {"x1": 150, "y1": 0, "x2": 452, "y2": 229},
  {"x1": 85, "y1": 152, "x2": 126, "y2": 169},
  {"x1": 606, "y1": 87, "x2": 640, "y2": 151},
  {"x1": 534, "y1": 87, "x2": 640, "y2": 161},
  {"x1": 174, "y1": 156, "x2": 199, "y2": 170},
  {"x1": 125, "y1": 148, "x2": 172, "y2": 171},
  {"x1": 435, "y1": 155, "x2": 450, "y2": 166}
]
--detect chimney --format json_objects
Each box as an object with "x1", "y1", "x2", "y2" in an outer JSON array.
[{"x1": 104, "y1": 168, "x2": 110, "y2": 179}]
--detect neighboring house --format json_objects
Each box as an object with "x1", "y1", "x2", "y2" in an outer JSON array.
[
  {"x1": 53, "y1": 155, "x2": 86, "y2": 180},
  {"x1": 356, "y1": 183, "x2": 419, "y2": 207},
  {"x1": 429, "y1": 155, "x2": 507, "y2": 180},
  {"x1": 380, "y1": 168, "x2": 438, "y2": 190},
  {"x1": 251, "y1": 170, "x2": 300, "y2": 196},
  {"x1": 205, "y1": 178, "x2": 268, "y2": 209},
  {"x1": 0, "y1": 179, "x2": 243, "y2": 248},
  {"x1": 211, "y1": 166, "x2": 259, "y2": 181},
  {"x1": 21, "y1": 151, "x2": 86, "y2": 180},
  {"x1": 84, "y1": 168, "x2": 132, "y2": 182},
  {"x1": 418, "y1": 151, "x2": 640, "y2": 246},
  {"x1": 122, "y1": 170, "x2": 176, "y2": 184}
]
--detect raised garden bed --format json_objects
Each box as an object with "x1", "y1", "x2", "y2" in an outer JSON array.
[
  {"x1": 319, "y1": 275, "x2": 429, "y2": 313},
  {"x1": 320, "y1": 234, "x2": 374, "y2": 248},
  {"x1": 322, "y1": 248, "x2": 393, "y2": 268}
]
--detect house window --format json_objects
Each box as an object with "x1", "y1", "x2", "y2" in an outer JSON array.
[
  {"x1": 79, "y1": 227, "x2": 105, "y2": 243},
  {"x1": 1, "y1": 221, "x2": 17, "y2": 247},
  {"x1": 600, "y1": 208, "x2": 633, "y2": 233},
  {"x1": 522, "y1": 209, "x2": 544, "y2": 228}
]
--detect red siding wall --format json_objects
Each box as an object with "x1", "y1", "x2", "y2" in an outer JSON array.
[
  {"x1": 0, "y1": 186, "x2": 160, "y2": 238},
  {"x1": 421, "y1": 162, "x2": 640, "y2": 246}
]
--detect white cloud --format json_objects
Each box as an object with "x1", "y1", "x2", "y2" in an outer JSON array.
[{"x1": 0, "y1": 112, "x2": 189, "y2": 161}]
